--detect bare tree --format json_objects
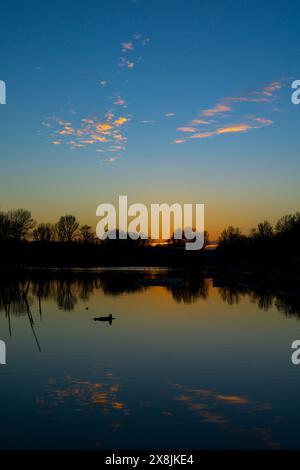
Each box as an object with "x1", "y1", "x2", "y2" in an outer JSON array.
[
  {"x1": 33, "y1": 223, "x2": 56, "y2": 242},
  {"x1": 250, "y1": 220, "x2": 274, "y2": 241},
  {"x1": 79, "y1": 225, "x2": 95, "y2": 243},
  {"x1": 276, "y1": 212, "x2": 300, "y2": 234},
  {"x1": 219, "y1": 226, "x2": 244, "y2": 245},
  {"x1": 0, "y1": 212, "x2": 11, "y2": 240},
  {"x1": 56, "y1": 215, "x2": 79, "y2": 242},
  {"x1": 7, "y1": 209, "x2": 35, "y2": 240}
]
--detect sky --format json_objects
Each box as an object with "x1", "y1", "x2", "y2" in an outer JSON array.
[{"x1": 0, "y1": 0, "x2": 299, "y2": 239}]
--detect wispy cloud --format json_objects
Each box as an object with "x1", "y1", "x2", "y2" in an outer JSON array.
[
  {"x1": 177, "y1": 126, "x2": 197, "y2": 133},
  {"x1": 260, "y1": 80, "x2": 282, "y2": 97},
  {"x1": 224, "y1": 80, "x2": 283, "y2": 104},
  {"x1": 252, "y1": 117, "x2": 273, "y2": 126},
  {"x1": 190, "y1": 118, "x2": 209, "y2": 125},
  {"x1": 201, "y1": 103, "x2": 232, "y2": 117},
  {"x1": 141, "y1": 119, "x2": 155, "y2": 124},
  {"x1": 173, "y1": 80, "x2": 282, "y2": 144},
  {"x1": 188, "y1": 119, "x2": 272, "y2": 140}
]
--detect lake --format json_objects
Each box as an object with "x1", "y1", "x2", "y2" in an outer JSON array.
[{"x1": 0, "y1": 268, "x2": 300, "y2": 449}]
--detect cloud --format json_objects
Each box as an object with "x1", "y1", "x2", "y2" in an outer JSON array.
[
  {"x1": 252, "y1": 117, "x2": 273, "y2": 126},
  {"x1": 121, "y1": 41, "x2": 134, "y2": 52},
  {"x1": 225, "y1": 80, "x2": 283, "y2": 104},
  {"x1": 119, "y1": 34, "x2": 150, "y2": 69},
  {"x1": 190, "y1": 123, "x2": 252, "y2": 139},
  {"x1": 176, "y1": 126, "x2": 197, "y2": 133},
  {"x1": 44, "y1": 111, "x2": 129, "y2": 158},
  {"x1": 82, "y1": 118, "x2": 94, "y2": 124},
  {"x1": 114, "y1": 117, "x2": 127, "y2": 126},
  {"x1": 165, "y1": 112, "x2": 176, "y2": 117},
  {"x1": 95, "y1": 123, "x2": 113, "y2": 132},
  {"x1": 44, "y1": 33, "x2": 151, "y2": 163},
  {"x1": 102, "y1": 156, "x2": 119, "y2": 163},
  {"x1": 189, "y1": 131, "x2": 215, "y2": 139},
  {"x1": 189, "y1": 119, "x2": 272, "y2": 140},
  {"x1": 115, "y1": 99, "x2": 126, "y2": 106},
  {"x1": 217, "y1": 124, "x2": 251, "y2": 134},
  {"x1": 201, "y1": 103, "x2": 232, "y2": 117},
  {"x1": 225, "y1": 96, "x2": 269, "y2": 103},
  {"x1": 119, "y1": 57, "x2": 135, "y2": 68},
  {"x1": 191, "y1": 119, "x2": 209, "y2": 125},
  {"x1": 173, "y1": 80, "x2": 281, "y2": 144},
  {"x1": 261, "y1": 80, "x2": 282, "y2": 97},
  {"x1": 57, "y1": 124, "x2": 75, "y2": 135}
]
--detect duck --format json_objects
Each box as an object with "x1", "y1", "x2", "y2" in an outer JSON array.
[{"x1": 94, "y1": 313, "x2": 116, "y2": 323}]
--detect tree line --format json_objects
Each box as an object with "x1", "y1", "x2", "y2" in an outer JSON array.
[
  {"x1": 0, "y1": 208, "x2": 299, "y2": 265},
  {"x1": 217, "y1": 212, "x2": 300, "y2": 264},
  {"x1": 0, "y1": 210, "x2": 94, "y2": 243}
]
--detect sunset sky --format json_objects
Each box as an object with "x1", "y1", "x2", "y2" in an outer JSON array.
[{"x1": 0, "y1": 0, "x2": 299, "y2": 239}]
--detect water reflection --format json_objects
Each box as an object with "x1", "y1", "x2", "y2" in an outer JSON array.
[
  {"x1": 0, "y1": 271, "x2": 299, "y2": 318},
  {"x1": 1, "y1": 269, "x2": 300, "y2": 449},
  {"x1": 171, "y1": 384, "x2": 279, "y2": 449},
  {"x1": 39, "y1": 372, "x2": 129, "y2": 417},
  {"x1": 0, "y1": 279, "x2": 41, "y2": 350},
  {"x1": 217, "y1": 283, "x2": 300, "y2": 317}
]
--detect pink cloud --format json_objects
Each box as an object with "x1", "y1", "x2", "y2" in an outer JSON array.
[
  {"x1": 201, "y1": 104, "x2": 231, "y2": 117},
  {"x1": 177, "y1": 126, "x2": 197, "y2": 133},
  {"x1": 114, "y1": 97, "x2": 126, "y2": 106},
  {"x1": 191, "y1": 119, "x2": 210, "y2": 125},
  {"x1": 261, "y1": 81, "x2": 282, "y2": 97},
  {"x1": 252, "y1": 117, "x2": 273, "y2": 126},
  {"x1": 122, "y1": 41, "x2": 134, "y2": 51},
  {"x1": 225, "y1": 80, "x2": 283, "y2": 103}
]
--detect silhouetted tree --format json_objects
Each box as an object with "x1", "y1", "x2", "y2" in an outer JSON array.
[
  {"x1": 6, "y1": 209, "x2": 35, "y2": 240},
  {"x1": 0, "y1": 212, "x2": 11, "y2": 240},
  {"x1": 79, "y1": 224, "x2": 95, "y2": 243},
  {"x1": 56, "y1": 215, "x2": 79, "y2": 242},
  {"x1": 171, "y1": 229, "x2": 209, "y2": 248},
  {"x1": 217, "y1": 225, "x2": 247, "y2": 262},
  {"x1": 276, "y1": 213, "x2": 300, "y2": 234},
  {"x1": 250, "y1": 220, "x2": 274, "y2": 241},
  {"x1": 275, "y1": 212, "x2": 300, "y2": 259},
  {"x1": 218, "y1": 226, "x2": 244, "y2": 246},
  {"x1": 33, "y1": 223, "x2": 56, "y2": 242}
]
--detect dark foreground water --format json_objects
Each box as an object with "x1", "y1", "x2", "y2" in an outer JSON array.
[{"x1": 0, "y1": 268, "x2": 300, "y2": 449}]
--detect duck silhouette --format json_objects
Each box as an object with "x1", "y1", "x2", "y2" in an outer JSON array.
[{"x1": 94, "y1": 313, "x2": 116, "y2": 325}]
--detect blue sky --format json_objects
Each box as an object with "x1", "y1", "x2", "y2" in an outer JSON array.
[{"x1": 0, "y1": 0, "x2": 299, "y2": 237}]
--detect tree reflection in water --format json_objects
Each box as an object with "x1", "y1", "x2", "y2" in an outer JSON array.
[{"x1": 0, "y1": 270, "x2": 299, "y2": 346}]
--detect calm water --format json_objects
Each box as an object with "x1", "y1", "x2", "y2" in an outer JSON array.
[{"x1": 0, "y1": 268, "x2": 300, "y2": 449}]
